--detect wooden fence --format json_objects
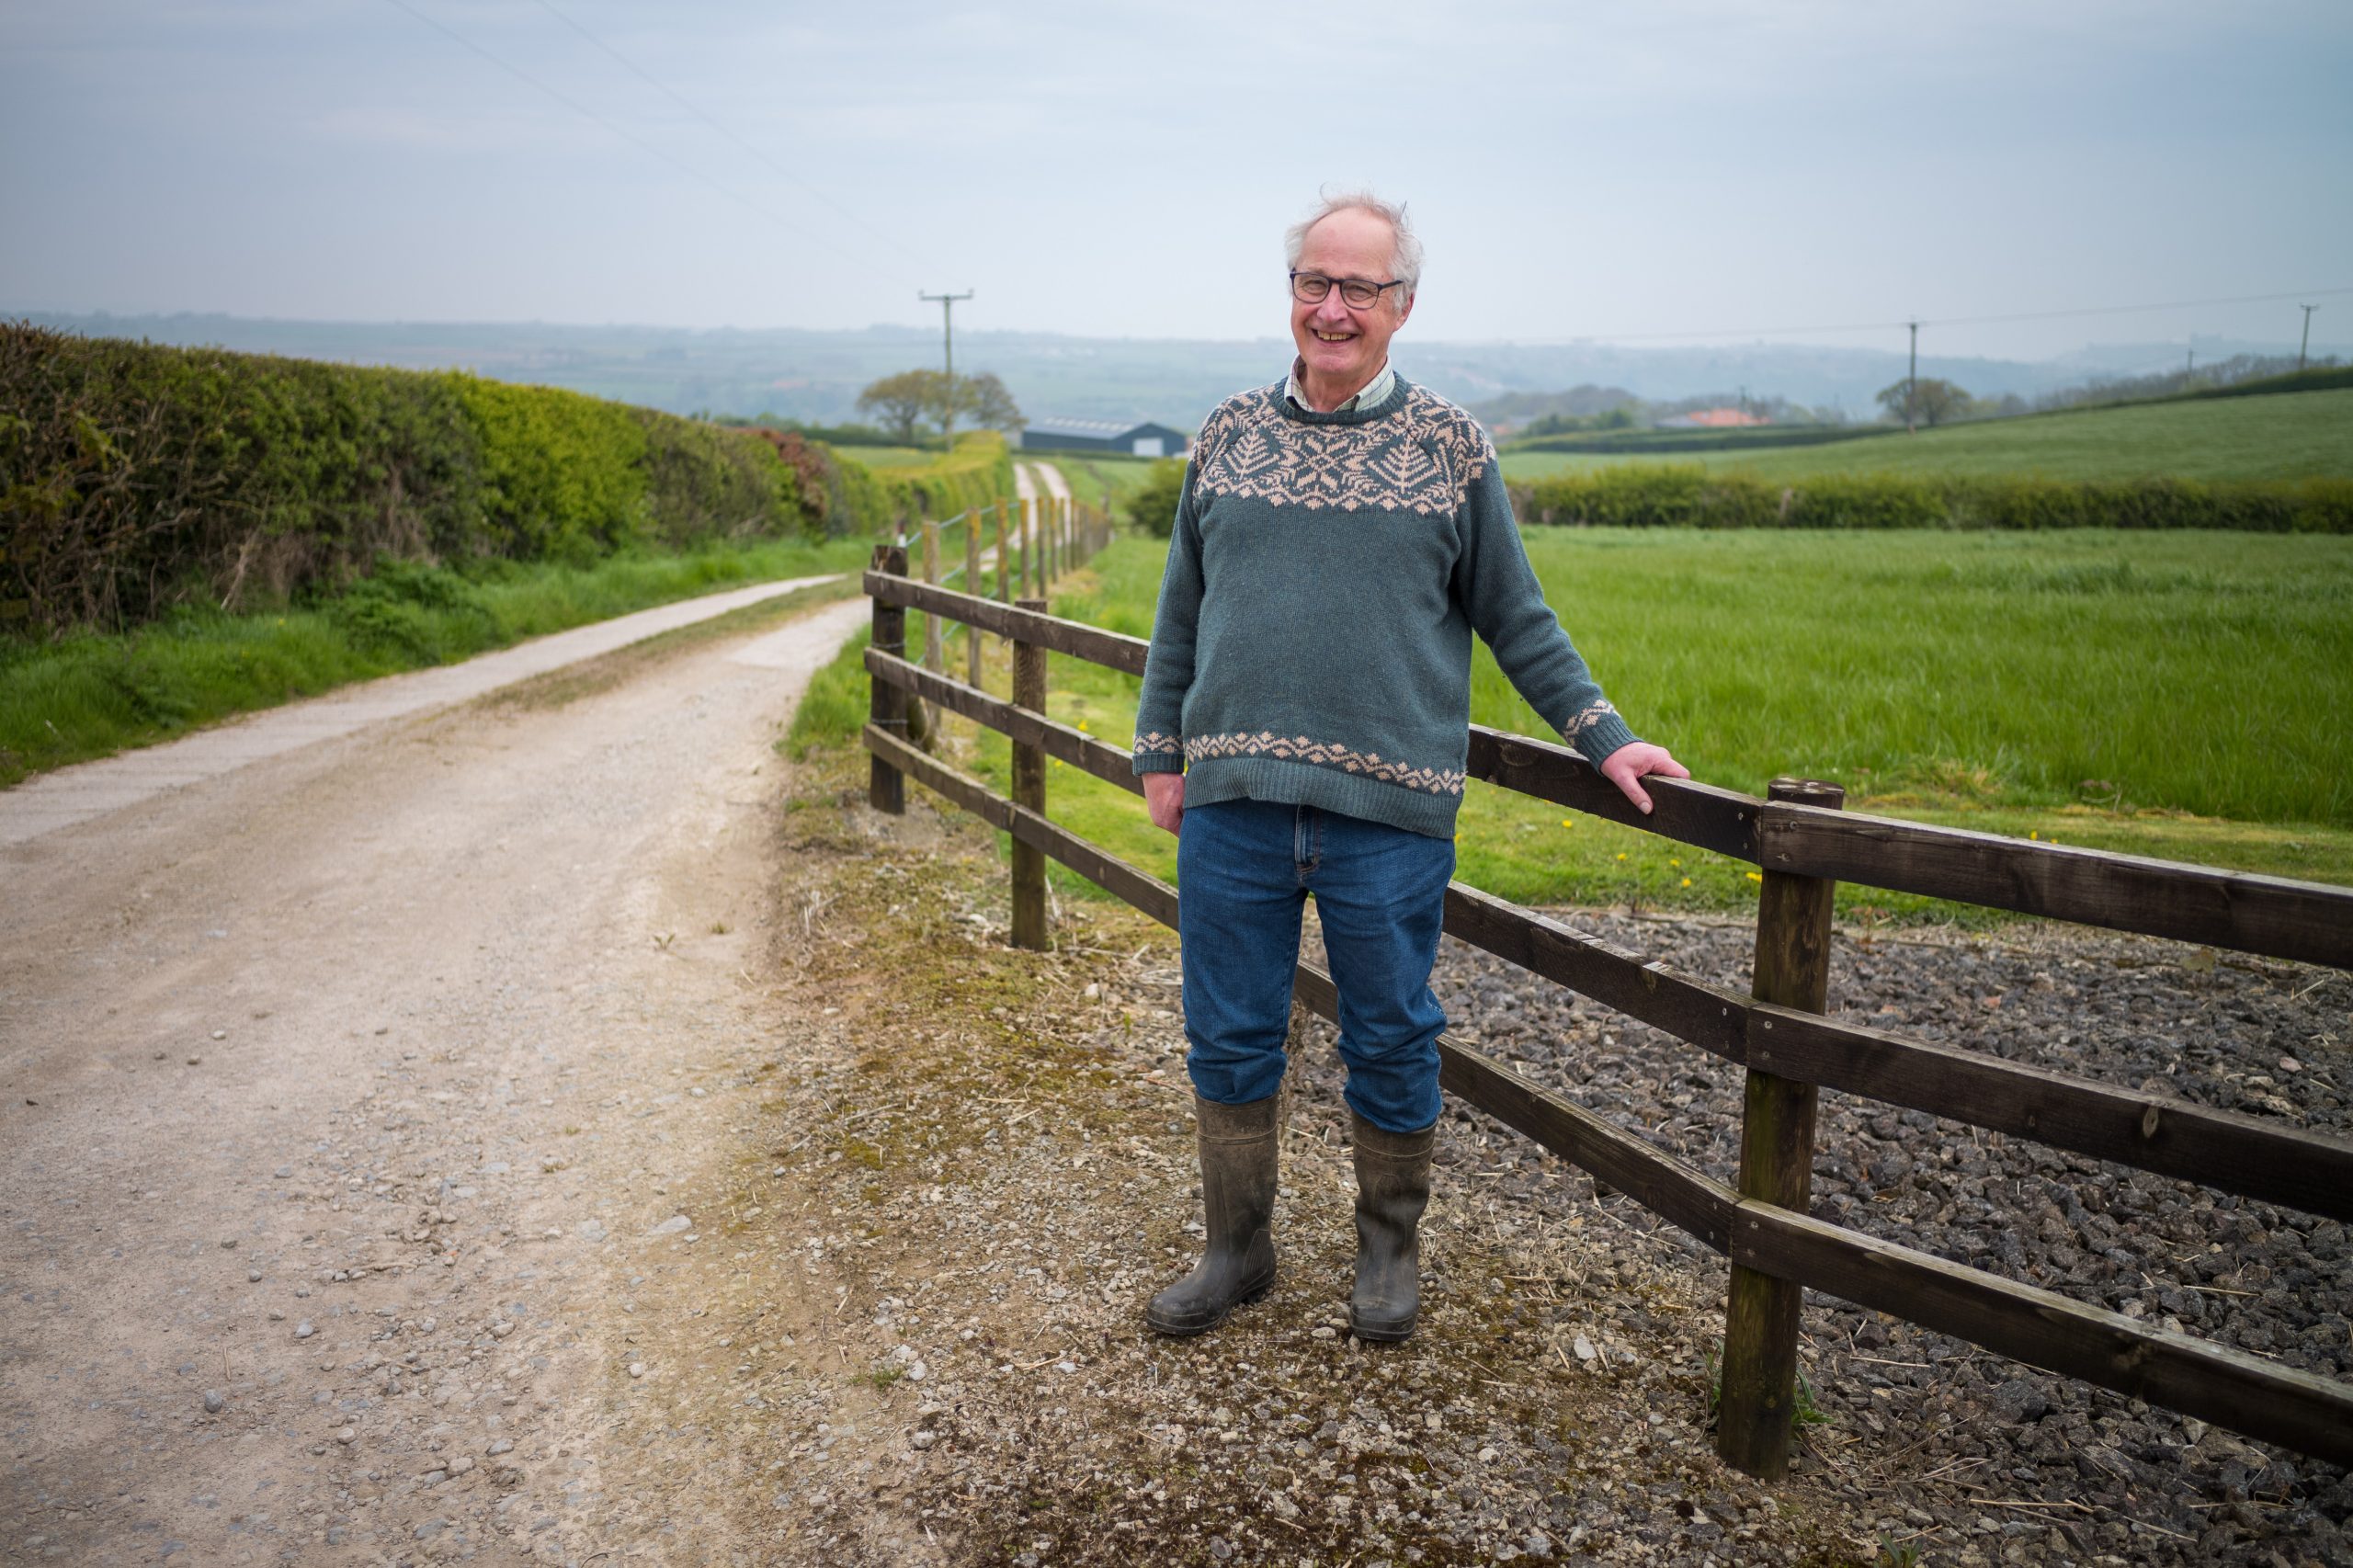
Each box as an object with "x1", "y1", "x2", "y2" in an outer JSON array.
[{"x1": 857, "y1": 548, "x2": 2353, "y2": 1482}]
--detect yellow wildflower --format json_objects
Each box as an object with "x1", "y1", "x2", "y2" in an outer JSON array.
[
  {"x1": 1680, "y1": 878, "x2": 1692, "y2": 889},
  {"x1": 1745, "y1": 871, "x2": 1763, "y2": 883}
]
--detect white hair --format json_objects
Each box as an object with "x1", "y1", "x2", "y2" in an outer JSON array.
[{"x1": 1283, "y1": 188, "x2": 1422, "y2": 312}]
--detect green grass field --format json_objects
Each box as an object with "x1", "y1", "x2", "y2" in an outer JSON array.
[
  {"x1": 2, "y1": 537, "x2": 872, "y2": 788},
  {"x1": 1499, "y1": 388, "x2": 2353, "y2": 485},
  {"x1": 791, "y1": 527, "x2": 2353, "y2": 923}
]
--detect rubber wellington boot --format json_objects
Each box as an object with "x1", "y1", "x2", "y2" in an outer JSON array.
[
  {"x1": 1145, "y1": 1094, "x2": 1279, "y2": 1335},
  {"x1": 1348, "y1": 1111, "x2": 1436, "y2": 1342}
]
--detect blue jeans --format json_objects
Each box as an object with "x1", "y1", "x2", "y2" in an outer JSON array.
[{"x1": 1176, "y1": 798, "x2": 1455, "y2": 1133}]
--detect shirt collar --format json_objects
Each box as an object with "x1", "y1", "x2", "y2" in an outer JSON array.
[{"x1": 1285, "y1": 357, "x2": 1394, "y2": 415}]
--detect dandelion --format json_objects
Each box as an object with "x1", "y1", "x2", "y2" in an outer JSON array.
[
  {"x1": 1745, "y1": 871, "x2": 1763, "y2": 883},
  {"x1": 1614, "y1": 853, "x2": 1627, "y2": 862},
  {"x1": 1680, "y1": 878, "x2": 1692, "y2": 889},
  {"x1": 1668, "y1": 858, "x2": 1681, "y2": 869},
  {"x1": 1077, "y1": 721, "x2": 1090, "y2": 733},
  {"x1": 1559, "y1": 818, "x2": 1574, "y2": 829},
  {"x1": 2029, "y1": 830, "x2": 2039, "y2": 840}
]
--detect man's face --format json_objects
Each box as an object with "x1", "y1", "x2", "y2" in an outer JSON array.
[{"x1": 1290, "y1": 208, "x2": 1413, "y2": 394}]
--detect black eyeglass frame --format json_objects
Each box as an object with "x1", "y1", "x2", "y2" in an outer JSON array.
[{"x1": 1289, "y1": 270, "x2": 1405, "y2": 310}]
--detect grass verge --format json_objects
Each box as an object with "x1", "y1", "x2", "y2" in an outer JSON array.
[{"x1": 1, "y1": 535, "x2": 871, "y2": 787}]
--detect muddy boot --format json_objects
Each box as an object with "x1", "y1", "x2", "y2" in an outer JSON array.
[
  {"x1": 1349, "y1": 1112, "x2": 1435, "y2": 1343},
  {"x1": 1145, "y1": 1094, "x2": 1279, "y2": 1335}
]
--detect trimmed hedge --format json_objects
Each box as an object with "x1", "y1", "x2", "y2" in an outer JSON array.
[
  {"x1": 1512, "y1": 467, "x2": 2353, "y2": 533},
  {"x1": 740, "y1": 426, "x2": 1014, "y2": 539},
  {"x1": 1, "y1": 324, "x2": 841, "y2": 638},
  {"x1": 846, "y1": 432, "x2": 1015, "y2": 533}
]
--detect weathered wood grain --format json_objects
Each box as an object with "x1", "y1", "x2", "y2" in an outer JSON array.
[
  {"x1": 866, "y1": 571, "x2": 1150, "y2": 676},
  {"x1": 866, "y1": 546, "x2": 906, "y2": 815},
  {"x1": 1439, "y1": 883, "x2": 1750, "y2": 1064},
  {"x1": 1746, "y1": 1005, "x2": 2353, "y2": 1221},
  {"x1": 863, "y1": 650, "x2": 1141, "y2": 796},
  {"x1": 1734, "y1": 1199, "x2": 2353, "y2": 1470},
  {"x1": 1464, "y1": 727, "x2": 1762, "y2": 861},
  {"x1": 1759, "y1": 802, "x2": 2353, "y2": 971}
]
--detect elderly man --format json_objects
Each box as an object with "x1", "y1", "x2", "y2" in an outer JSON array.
[{"x1": 1132, "y1": 192, "x2": 1686, "y2": 1342}]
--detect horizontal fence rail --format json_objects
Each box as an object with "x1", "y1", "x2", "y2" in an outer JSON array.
[{"x1": 858, "y1": 562, "x2": 2353, "y2": 1478}]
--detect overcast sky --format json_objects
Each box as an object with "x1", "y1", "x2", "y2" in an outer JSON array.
[{"x1": 5, "y1": 1, "x2": 2348, "y2": 361}]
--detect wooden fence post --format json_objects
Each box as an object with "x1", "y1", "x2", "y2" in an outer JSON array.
[
  {"x1": 965, "y1": 508, "x2": 983, "y2": 686},
  {"x1": 922, "y1": 518, "x2": 942, "y2": 671},
  {"x1": 1719, "y1": 776, "x2": 1846, "y2": 1479},
  {"x1": 1010, "y1": 596, "x2": 1050, "y2": 950},
  {"x1": 867, "y1": 543, "x2": 908, "y2": 815},
  {"x1": 1017, "y1": 498, "x2": 1033, "y2": 601},
  {"x1": 995, "y1": 500, "x2": 1011, "y2": 606}
]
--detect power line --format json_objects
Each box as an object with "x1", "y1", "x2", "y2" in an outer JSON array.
[
  {"x1": 1566, "y1": 285, "x2": 2353, "y2": 346},
  {"x1": 529, "y1": 0, "x2": 927, "y2": 281},
  {"x1": 379, "y1": 0, "x2": 904, "y2": 286}
]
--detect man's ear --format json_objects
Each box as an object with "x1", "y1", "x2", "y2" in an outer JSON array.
[{"x1": 1395, "y1": 291, "x2": 1415, "y2": 328}]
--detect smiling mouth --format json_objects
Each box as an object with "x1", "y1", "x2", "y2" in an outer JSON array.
[{"x1": 1311, "y1": 330, "x2": 1355, "y2": 343}]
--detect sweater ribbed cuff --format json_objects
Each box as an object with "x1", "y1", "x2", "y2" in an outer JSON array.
[
  {"x1": 1132, "y1": 750, "x2": 1184, "y2": 776},
  {"x1": 1572, "y1": 713, "x2": 1641, "y2": 769}
]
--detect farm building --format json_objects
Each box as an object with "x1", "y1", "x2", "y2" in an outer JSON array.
[{"x1": 1014, "y1": 416, "x2": 1190, "y2": 457}]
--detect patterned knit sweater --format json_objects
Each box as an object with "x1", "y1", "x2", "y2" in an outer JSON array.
[{"x1": 1132, "y1": 376, "x2": 1641, "y2": 838}]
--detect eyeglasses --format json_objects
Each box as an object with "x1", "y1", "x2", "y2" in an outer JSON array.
[{"x1": 1290, "y1": 270, "x2": 1404, "y2": 310}]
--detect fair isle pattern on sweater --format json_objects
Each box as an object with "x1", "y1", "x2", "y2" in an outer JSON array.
[
  {"x1": 1180, "y1": 730, "x2": 1466, "y2": 798},
  {"x1": 1560, "y1": 699, "x2": 1621, "y2": 744},
  {"x1": 1191, "y1": 381, "x2": 1490, "y2": 516}
]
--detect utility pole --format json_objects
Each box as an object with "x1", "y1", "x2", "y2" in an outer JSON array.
[
  {"x1": 1904, "y1": 320, "x2": 1920, "y2": 433},
  {"x1": 2299, "y1": 304, "x2": 2317, "y2": 372},
  {"x1": 919, "y1": 289, "x2": 974, "y2": 449}
]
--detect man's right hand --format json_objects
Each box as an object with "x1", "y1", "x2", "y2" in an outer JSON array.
[{"x1": 1143, "y1": 771, "x2": 1185, "y2": 836}]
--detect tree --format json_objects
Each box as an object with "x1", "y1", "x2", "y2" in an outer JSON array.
[
  {"x1": 855, "y1": 369, "x2": 944, "y2": 445},
  {"x1": 1874, "y1": 376, "x2": 1971, "y2": 428},
  {"x1": 857, "y1": 369, "x2": 1026, "y2": 445},
  {"x1": 956, "y1": 371, "x2": 1024, "y2": 435}
]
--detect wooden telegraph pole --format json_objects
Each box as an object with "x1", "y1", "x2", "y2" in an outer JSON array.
[{"x1": 919, "y1": 289, "x2": 974, "y2": 450}]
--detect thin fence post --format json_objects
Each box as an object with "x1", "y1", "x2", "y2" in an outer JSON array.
[
  {"x1": 1036, "y1": 497, "x2": 1052, "y2": 596},
  {"x1": 919, "y1": 517, "x2": 943, "y2": 740},
  {"x1": 921, "y1": 517, "x2": 943, "y2": 672},
  {"x1": 867, "y1": 543, "x2": 908, "y2": 815},
  {"x1": 1719, "y1": 776, "x2": 1846, "y2": 1480},
  {"x1": 1017, "y1": 497, "x2": 1033, "y2": 602},
  {"x1": 995, "y1": 500, "x2": 1011, "y2": 606},
  {"x1": 965, "y1": 506, "x2": 983, "y2": 687},
  {"x1": 1010, "y1": 596, "x2": 1050, "y2": 950}
]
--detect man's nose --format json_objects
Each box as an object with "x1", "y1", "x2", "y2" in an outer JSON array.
[{"x1": 1313, "y1": 290, "x2": 1354, "y2": 324}]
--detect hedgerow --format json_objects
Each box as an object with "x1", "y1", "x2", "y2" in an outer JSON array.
[
  {"x1": 0, "y1": 324, "x2": 849, "y2": 638},
  {"x1": 1512, "y1": 467, "x2": 2353, "y2": 533}
]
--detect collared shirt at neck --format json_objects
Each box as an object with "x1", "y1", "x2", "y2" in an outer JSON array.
[{"x1": 1285, "y1": 357, "x2": 1394, "y2": 415}]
